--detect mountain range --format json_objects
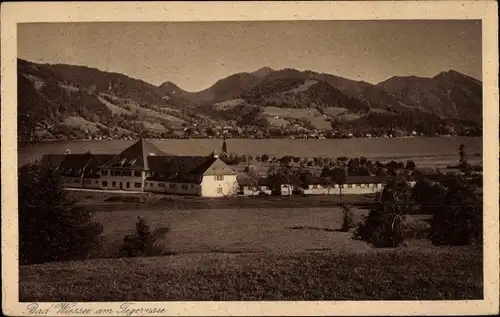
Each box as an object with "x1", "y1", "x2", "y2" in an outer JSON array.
[{"x1": 17, "y1": 58, "x2": 482, "y2": 141}]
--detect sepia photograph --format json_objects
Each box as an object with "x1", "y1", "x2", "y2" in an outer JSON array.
[{"x1": 2, "y1": 1, "x2": 499, "y2": 316}]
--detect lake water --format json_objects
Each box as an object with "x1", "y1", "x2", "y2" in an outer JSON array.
[{"x1": 18, "y1": 137, "x2": 482, "y2": 168}]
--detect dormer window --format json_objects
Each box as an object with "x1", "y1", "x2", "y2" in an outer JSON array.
[
  {"x1": 119, "y1": 158, "x2": 127, "y2": 166},
  {"x1": 130, "y1": 158, "x2": 137, "y2": 166}
]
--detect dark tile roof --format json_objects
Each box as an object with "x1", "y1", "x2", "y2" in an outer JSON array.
[
  {"x1": 146, "y1": 155, "x2": 217, "y2": 184},
  {"x1": 83, "y1": 154, "x2": 116, "y2": 178},
  {"x1": 39, "y1": 154, "x2": 66, "y2": 167},
  {"x1": 344, "y1": 176, "x2": 389, "y2": 184},
  {"x1": 58, "y1": 153, "x2": 93, "y2": 177},
  {"x1": 238, "y1": 175, "x2": 391, "y2": 186},
  {"x1": 101, "y1": 138, "x2": 166, "y2": 170},
  {"x1": 42, "y1": 153, "x2": 116, "y2": 178}
]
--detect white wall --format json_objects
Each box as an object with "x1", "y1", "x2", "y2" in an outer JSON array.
[
  {"x1": 64, "y1": 177, "x2": 83, "y2": 188},
  {"x1": 144, "y1": 181, "x2": 167, "y2": 193},
  {"x1": 242, "y1": 186, "x2": 272, "y2": 196},
  {"x1": 144, "y1": 181, "x2": 200, "y2": 195},
  {"x1": 201, "y1": 174, "x2": 238, "y2": 197},
  {"x1": 82, "y1": 178, "x2": 100, "y2": 189},
  {"x1": 242, "y1": 183, "x2": 385, "y2": 196},
  {"x1": 99, "y1": 169, "x2": 144, "y2": 191}
]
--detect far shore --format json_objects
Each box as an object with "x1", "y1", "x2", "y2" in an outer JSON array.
[{"x1": 18, "y1": 135, "x2": 482, "y2": 146}]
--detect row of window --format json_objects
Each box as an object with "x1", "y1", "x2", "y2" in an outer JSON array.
[
  {"x1": 306, "y1": 183, "x2": 383, "y2": 189},
  {"x1": 214, "y1": 175, "x2": 224, "y2": 181},
  {"x1": 144, "y1": 182, "x2": 196, "y2": 190},
  {"x1": 100, "y1": 170, "x2": 142, "y2": 177},
  {"x1": 101, "y1": 181, "x2": 142, "y2": 188}
]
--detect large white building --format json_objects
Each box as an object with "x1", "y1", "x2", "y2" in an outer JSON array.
[{"x1": 41, "y1": 139, "x2": 239, "y2": 197}]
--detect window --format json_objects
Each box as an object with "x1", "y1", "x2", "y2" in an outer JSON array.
[
  {"x1": 95, "y1": 180, "x2": 98, "y2": 184},
  {"x1": 123, "y1": 171, "x2": 132, "y2": 177},
  {"x1": 134, "y1": 171, "x2": 142, "y2": 177},
  {"x1": 159, "y1": 183, "x2": 165, "y2": 188},
  {"x1": 101, "y1": 170, "x2": 108, "y2": 176},
  {"x1": 190, "y1": 184, "x2": 195, "y2": 189},
  {"x1": 134, "y1": 182, "x2": 141, "y2": 188},
  {"x1": 217, "y1": 187, "x2": 223, "y2": 194},
  {"x1": 126, "y1": 182, "x2": 130, "y2": 188},
  {"x1": 74, "y1": 179, "x2": 80, "y2": 184},
  {"x1": 111, "y1": 170, "x2": 121, "y2": 176},
  {"x1": 181, "y1": 184, "x2": 188, "y2": 189},
  {"x1": 170, "y1": 184, "x2": 176, "y2": 189},
  {"x1": 312, "y1": 185, "x2": 318, "y2": 189},
  {"x1": 102, "y1": 181, "x2": 108, "y2": 187},
  {"x1": 112, "y1": 181, "x2": 116, "y2": 187},
  {"x1": 214, "y1": 175, "x2": 224, "y2": 181}
]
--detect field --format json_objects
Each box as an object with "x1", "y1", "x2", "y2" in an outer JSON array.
[
  {"x1": 20, "y1": 248, "x2": 482, "y2": 301},
  {"x1": 19, "y1": 194, "x2": 483, "y2": 301},
  {"x1": 18, "y1": 136, "x2": 482, "y2": 167}
]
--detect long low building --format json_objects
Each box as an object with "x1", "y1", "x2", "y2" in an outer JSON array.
[
  {"x1": 40, "y1": 139, "x2": 239, "y2": 197},
  {"x1": 237, "y1": 174, "x2": 417, "y2": 196}
]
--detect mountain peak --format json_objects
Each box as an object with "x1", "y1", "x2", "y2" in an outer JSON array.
[
  {"x1": 433, "y1": 69, "x2": 465, "y2": 80},
  {"x1": 251, "y1": 67, "x2": 274, "y2": 79},
  {"x1": 158, "y1": 81, "x2": 187, "y2": 94}
]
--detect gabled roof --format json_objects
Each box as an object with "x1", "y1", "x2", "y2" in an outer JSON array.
[
  {"x1": 146, "y1": 155, "x2": 218, "y2": 183},
  {"x1": 101, "y1": 138, "x2": 166, "y2": 170},
  {"x1": 49, "y1": 153, "x2": 116, "y2": 178},
  {"x1": 39, "y1": 154, "x2": 66, "y2": 167},
  {"x1": 83, "y1": 154, "x2": 116, "y2": 178},
  {"x1": 57, "y1": 153, "x2": 93, "y2": 177}
]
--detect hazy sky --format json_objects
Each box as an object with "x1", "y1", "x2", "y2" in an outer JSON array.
[{"x1": 18, "y1": 20, "x2": 481, "y2": 92}]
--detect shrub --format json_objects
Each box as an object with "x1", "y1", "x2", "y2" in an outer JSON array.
[
  {"x1": 340, "y1": 204, "x2": 355, "y2": 232},
  {"x1": 429, "y1": 176, "x2": 482, "y2": 246},
  {"x1": 354, "y1": 179, "x2": 411, "y2": 247},
  {"x1": 120, "y1": 217, "x2": 166, "y2": 257},
  {"x1": 18, "y1": 163, "x2": 104, "y2": 264}
]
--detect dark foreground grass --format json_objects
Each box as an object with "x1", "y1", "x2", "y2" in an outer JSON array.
[{"x1": 20, "y1": 248, "x2": 482, "y2": 301}]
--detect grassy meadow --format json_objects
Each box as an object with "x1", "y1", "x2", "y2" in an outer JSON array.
[
  {"x1": 20, "y1": 247, "x2": 482, "y2": 301},
  {"x1": 19, "y1": 193, "x2": 483, "y2": 301}
]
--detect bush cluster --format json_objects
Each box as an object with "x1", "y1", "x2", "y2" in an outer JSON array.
[
  {"x1": 354, "y1": 173, "x2": 482, "y2": 248},
  {"x1": 120, "y1": 217, "x2": 166, "y2": 257}
]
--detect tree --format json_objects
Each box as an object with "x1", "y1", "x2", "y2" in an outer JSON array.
[
  {"x1": 411, "y1": 178, "x2": 446, "y2": 214},
  {"x1": 266, "y1": 164, "x2": 297, "y2": 196},
  {"x1": 340, "y1": 204, "x2": 355, "y2": 232},
  {"x1": 19, "y1": 163, "x2": 103, "y2": 264},
  {"x1": 260, "y1": 154, "x2": 269, "y2": 162},
  {"x1": 279, "y1": 156, "x2": 292, "y2": 166},
  {"x1": 347, "y1": 158, "x2": 360, "y2": 175},
  {"x1": 221, "y1": 139, "x2": 228, "y2": 154},
  {"x1": 405, "y1": 160, "x2": 416, "y2": 171},
  {"x1": 458, "y1": 144, "x2": 472, "y2": 176},
  {"x1": 429, "y1": 176, "x2": 482, "y2": 245},
  {"x1": 331, "y1": 167, "x2": 347, "y2": 196},
  {"x1": 120, "y1": 217, "x2": 164, "y2": 257},
  {"x1": 355, "y1": 178, "x2": 412, "y2": 248}
]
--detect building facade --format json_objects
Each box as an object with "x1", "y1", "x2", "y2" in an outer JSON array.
[{"x1": 41, "y1": 139, "x2": 238, "y2": 197}]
